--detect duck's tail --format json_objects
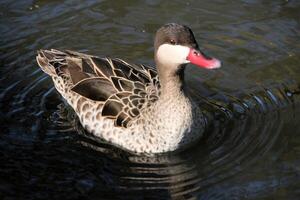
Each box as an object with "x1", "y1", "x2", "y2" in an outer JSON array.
[
  {"x1": 36, "y1": 49, "x2": 79, "y2": 98},
  {"x1": 36, "y1": 49, "x2": 69, "y2": 77}
]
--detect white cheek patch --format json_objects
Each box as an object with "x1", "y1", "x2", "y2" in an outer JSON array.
[{"x1": 156, "y1": 44, "x2": 190, "y2": 66}]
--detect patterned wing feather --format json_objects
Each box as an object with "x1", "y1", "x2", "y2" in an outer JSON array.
[
  {"x1": 71, "y1": 77, "x2": 117, "y2": 101},
  {"x1": 38, "y1": 49, "x2": 160, "y2": 128}
]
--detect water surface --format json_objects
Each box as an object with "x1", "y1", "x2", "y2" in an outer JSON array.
[{"x1": 1, "y1": 0, "x2": 300, "y2": 199}]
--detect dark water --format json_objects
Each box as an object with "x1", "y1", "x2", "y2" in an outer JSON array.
[{"x1": 1, "y1": 0, "x2": 300, "y2": 199}]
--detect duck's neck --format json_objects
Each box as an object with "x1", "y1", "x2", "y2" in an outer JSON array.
[{"x1": 157, "y1": 63, "x2": 186, "y2": 98}]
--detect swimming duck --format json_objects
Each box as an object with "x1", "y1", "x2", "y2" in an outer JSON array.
[{"x1": 36, "y1": 23, "x2": 221, "y2": 153}]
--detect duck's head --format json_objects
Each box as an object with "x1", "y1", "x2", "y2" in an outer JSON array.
[{"x1": 154, "y1": 23, "x2": 221, "y2": 70}]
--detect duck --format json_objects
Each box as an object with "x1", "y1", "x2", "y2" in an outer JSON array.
[{"x1": 36, "y1": 23, "x2": 221, "y2": 154}]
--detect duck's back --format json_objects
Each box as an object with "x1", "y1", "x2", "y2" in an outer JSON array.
[{"x1": 36, "y1": 49, "x2": 168, "y2": 151}]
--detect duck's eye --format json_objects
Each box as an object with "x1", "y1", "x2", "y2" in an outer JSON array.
[{"x1": 170, "y1": 40, "x2": 176, "y2": 45}]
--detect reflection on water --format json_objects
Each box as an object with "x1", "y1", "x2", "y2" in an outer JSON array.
[{"x1": 1, "y1": 0, "x2": 300, "y2": 199}]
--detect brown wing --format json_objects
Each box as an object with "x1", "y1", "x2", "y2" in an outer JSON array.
[
  {"x1": 40, "y1": 49, "x2": 160, "y2": 128},
  {"x1": 90, "y1": 58, "x2": 160, "y2": 128}
]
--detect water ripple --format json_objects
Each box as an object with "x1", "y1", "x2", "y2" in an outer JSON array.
[{"x1": 1, "y1": 0, "x2": 300, "y2": 199}]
